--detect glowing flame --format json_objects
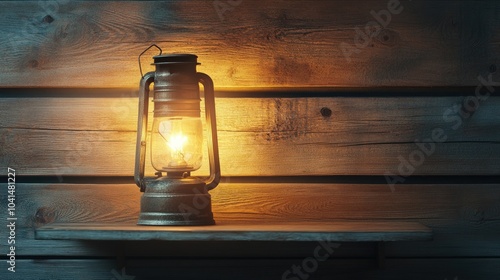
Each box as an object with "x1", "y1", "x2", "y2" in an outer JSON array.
[{"x1": 167, "y1": 133, "x2": 188, "y2": 153}]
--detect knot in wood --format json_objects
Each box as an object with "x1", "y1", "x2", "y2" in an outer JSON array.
[
  {"x1": 35, "y1": 207, "x2": 56, "y2": 225},
  {"x1": 462, "y1": 207, "x2": 486, "y2": 224},
  {"x1": 320, "y1": 107, "x2": 332, "y2": 117},
  {"x1": 43, "y1": 15, "x2": 54, "y2": 24},
  {"x1": 375, "y1": 29, "x2": 400, "y2": 47}
]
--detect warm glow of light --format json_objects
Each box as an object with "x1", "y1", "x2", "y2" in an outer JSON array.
[{"x1": 167, "y1": 133, "x2": 188, "y2": 153}]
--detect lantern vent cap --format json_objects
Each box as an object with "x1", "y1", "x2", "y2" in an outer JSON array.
[{"x1": 152, "y1": 54, "x2": 200, "y2": 65}]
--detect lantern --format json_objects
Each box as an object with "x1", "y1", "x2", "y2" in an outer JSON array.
[{"x1": 134, "y1": 45, "x2": 220, "y2": 226}]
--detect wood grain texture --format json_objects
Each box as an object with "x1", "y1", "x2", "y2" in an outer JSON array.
[
  {"x1": 2, "y1": 183, "x2": 499, "y2": 257},
  {"x1": 35, "y1": 221, "x2": 432, "y2": 242},
  {"x1": 5, "y1": 259, "x2": 500, "y2": 280},
  {"x1": 1, "y1": 96, "x2": 499, "y2": 176},
  {"x1": 0, "y1": 1, "x2": 499, "y2": 87}
]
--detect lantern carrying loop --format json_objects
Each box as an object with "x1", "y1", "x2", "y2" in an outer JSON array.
[{"x1": 138, "y1": 44, "x2": 162, "y2": 79}]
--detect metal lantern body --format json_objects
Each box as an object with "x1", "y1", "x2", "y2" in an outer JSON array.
[{"x1": 134, "y1": 53, "x2": 220, "y2": 226}]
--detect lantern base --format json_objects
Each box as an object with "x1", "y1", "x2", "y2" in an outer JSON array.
[{"x1": 138, "y1": 177, "x2": 215, "y2": 226}]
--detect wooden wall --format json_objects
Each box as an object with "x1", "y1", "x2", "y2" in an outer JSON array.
[
  {"x1": 1, "y1": 0, "x2": 499, "y2": 88},
  {"x1": 1, "y1": 1, "x2": 500, "y2": 279}
]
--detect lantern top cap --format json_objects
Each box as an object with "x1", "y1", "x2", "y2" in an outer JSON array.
[{"x1": 152, "y1": 54, "x2": 200, "y2": 65}]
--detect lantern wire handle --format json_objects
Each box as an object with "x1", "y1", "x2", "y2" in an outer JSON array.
[{"x1": 138, "y1": 44, "x2": 162, "y2": 79}]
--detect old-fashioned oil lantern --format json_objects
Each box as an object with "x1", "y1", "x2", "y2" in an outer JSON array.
[{"x1": 134, "y1": 45, "x2": 220, "y2": 226}]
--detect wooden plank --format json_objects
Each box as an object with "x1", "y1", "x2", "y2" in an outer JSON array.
[
  {"x1": 2, "y1": 183, "x2": 499, "y2": 256},
  {"x1": 5, "y1": 259, "x2": 500, "y2": 280},
  {"x1": 1, "y1": 96, "x2": 499, "y2": 176},
  {"x1": 35, "y1": 221, "x2": 432, "y2": 242},
  {"x1": 0, "y1": 1, "x2": 499, "y2": 87}
]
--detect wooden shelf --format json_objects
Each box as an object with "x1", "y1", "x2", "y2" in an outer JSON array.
[{"x1": 36, "y1": 221, "x2": 432, "y2": 242}]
